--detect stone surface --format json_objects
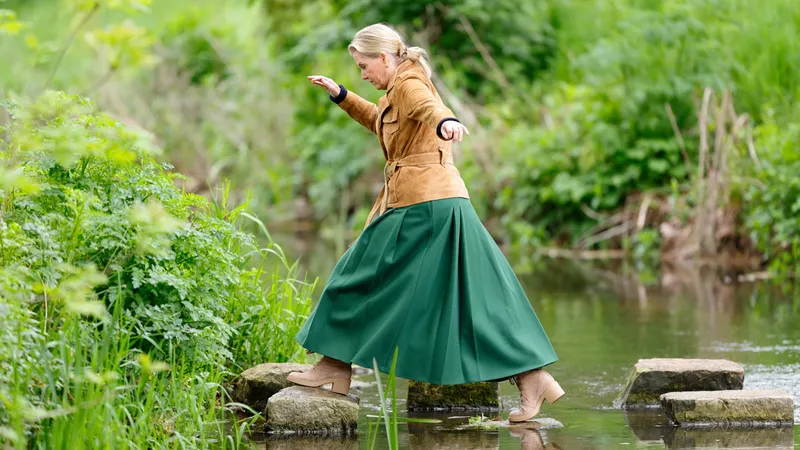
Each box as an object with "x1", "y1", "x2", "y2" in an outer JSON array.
[
  {"x1": 265, "y1": 386, "x2": 359, "y2": 436},
  {"x1": 661, "y1": 389, "x2": 794, "y2": 428},
  {"x1": 614, "y1": 358, "x2": 744, "y2": 409},
  {"x1": 230, "y1": 363, "x2": 312, "y2": 413},
  {"x1": 455, "y1": 418, "x2": 564, "y2": 431},
  {"x1": 662, "y1": 427, "x2": 794, "y2": 449},
  {"x1": 407, "y1": 381, "x2": 499, "y2": 411}
]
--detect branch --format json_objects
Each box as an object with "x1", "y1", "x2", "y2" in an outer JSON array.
[
  {"x1": 44, "y1": 2, "x2": 101, "y2": 91},
  {"x1": 579, "y1": 221, "x2": 635, "y2": 250},
  {"x1": 665, "y1": 103, "x2": 692, "y2": 178},
  {"x1": 455, "y1": 15, "x2": 512, "y2": 91}
]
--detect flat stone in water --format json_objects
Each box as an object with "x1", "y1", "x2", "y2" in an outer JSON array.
[
  {"x1": 455, "y1": 417, "x2": 564, "y2": 431},
  {"x1": 231, "y1": 363, "x2": 313, "y2": 413},
  {"x1": 265, "y1": 386, "x2": 359, "y2": 436},
  {"x1": 614, "y1": 358, "x2": 744, "y2": 409},
  {"x1": 407, "y1": 381, "x2": 499, "y2": 411},
  {"x1": 661, "y1": 389, "x2": 794, "y2": 428}
]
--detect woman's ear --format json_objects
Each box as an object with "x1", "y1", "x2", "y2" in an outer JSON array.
[{"x1": 380, "y1": 52, "x2": 389, "y2": 66}]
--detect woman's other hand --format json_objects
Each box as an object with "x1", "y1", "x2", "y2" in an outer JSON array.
[
  {"x1": 441, "y1": 121, "x2": 469, "y2": 143},
  {"x1": 308, "y1": 75, "x2": 341, "y2": 97}
]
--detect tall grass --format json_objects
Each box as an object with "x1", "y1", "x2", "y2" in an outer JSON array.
[
  {"x1": 0, "y1": 235, "x2": 312, "y2": 449},
  {"x1": 364, "y1": 348, "x2": 440, "y2": 450},
  {"x1": 1, "y1": 293, "x2": 250, "y2": 449}
]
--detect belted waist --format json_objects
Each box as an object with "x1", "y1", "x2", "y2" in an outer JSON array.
[
  {"x1": 360, "y1": 148, "x2": 465, "y2": 232},
  {"x1": 385, "y1": 150, "x2": 453, "y2": 172},
  {"x1": 383, "y1": 150, "x2": 453, "y2": 209}
]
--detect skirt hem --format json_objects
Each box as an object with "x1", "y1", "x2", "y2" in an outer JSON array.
[{"x1": 298, "y1": 340, "x2": 558, "y2": 386}]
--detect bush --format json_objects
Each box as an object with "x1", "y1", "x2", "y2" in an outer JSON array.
[
  {"x1": 738, "y1": 109, "x2": 800, "y2": 276},
  {"x1": 0, "y1": 91, "x2": 313, "y2": 446}
]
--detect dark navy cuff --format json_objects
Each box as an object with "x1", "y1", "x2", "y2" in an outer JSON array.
[
  {"x1": 436, "y1": 117, "x2": 461, "y2": 140},
  {"x1": 330, "y1": 85, "x2": 347, "y2": 104}
]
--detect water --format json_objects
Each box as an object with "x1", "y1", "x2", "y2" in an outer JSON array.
[{"x1": 262, "y1": 237, "x2": 800, "y2": 449}]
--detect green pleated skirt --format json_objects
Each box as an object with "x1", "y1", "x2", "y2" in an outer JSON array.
[{"x1": 295, "y1": 198, "x2": 558, "y2": 385}]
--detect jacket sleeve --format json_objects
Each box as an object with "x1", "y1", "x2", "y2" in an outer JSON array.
[
  {"x1": 331, "y1": 85, "x2": 378, "y2": 134},
  {"x1": 394, "y1": 75, "x2": 458, "y2": 139}
]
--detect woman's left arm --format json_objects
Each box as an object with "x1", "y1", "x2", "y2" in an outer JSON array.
[{"x1": 395, "y1": 75, "x2": 469, "y2": 141}]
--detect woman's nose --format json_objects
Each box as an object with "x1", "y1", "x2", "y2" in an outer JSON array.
[{"x1": 361, "y1": 72, "x2": 368, "y2": 80}]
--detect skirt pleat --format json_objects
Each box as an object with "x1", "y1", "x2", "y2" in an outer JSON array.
[{"x1": 295, "y1": 198, "x2": 558, "y2": 385}]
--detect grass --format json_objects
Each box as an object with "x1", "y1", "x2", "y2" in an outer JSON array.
[
  {"x1": 0, "y1": 176, "x2": 312, "y2": 448},
  {"x1": 2, "y1": 296, "x2": 252, "y2": 449},
  {"x1": 365, "y1": 348, "x2": 441, "y2": 450}
]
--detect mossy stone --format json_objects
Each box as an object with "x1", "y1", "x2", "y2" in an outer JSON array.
[{"x1": 407, "y1": 380, "x2": 499, "y2": 411}]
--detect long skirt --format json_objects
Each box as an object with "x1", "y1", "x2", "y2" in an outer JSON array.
[{"x1": 295, "y1": 197, "x2": 558, "y2": 385}]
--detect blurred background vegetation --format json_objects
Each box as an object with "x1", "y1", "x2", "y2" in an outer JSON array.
[
  {"x1": 3, "y1": 0, "x2": 800, "y2": 447},
  {"x1": 4, "y1": 0, "x2": 800, "y2": 276}
]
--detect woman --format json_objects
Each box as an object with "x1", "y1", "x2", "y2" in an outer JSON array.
[{"x1": 288, "y1": 23, "x2": 563, "y2": 422}]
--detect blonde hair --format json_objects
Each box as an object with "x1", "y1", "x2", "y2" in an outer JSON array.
[{"x1": 348, "y1": 24, "x2": 432, "y2": 78}]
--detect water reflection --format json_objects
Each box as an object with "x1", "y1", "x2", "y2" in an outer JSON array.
[
  {"x1": 407, "y1": 426, "x2": 499, "y2": 449},
  {"x1": 256, "y1": 436, "x2": 358, "y2": 450},
  {"x1": 662, "y1": 427, "x2": 795, "y2": 449},
  {"x1": 508, "y1": 426, "x2": 553, "y2": 450},
  {"x1": 624, "y1": 409, "x2": 670, "y2": 444}
]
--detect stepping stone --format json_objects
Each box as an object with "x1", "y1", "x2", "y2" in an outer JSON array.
[
  {"x1": 407, "y1": 380, "x2": 499, "y2": 411},
  {"x1": 230, "y1": 363, "x2": 312, "y2": 413},
  {"x1": 661, "y1": 389, "x2": 794, "y2": 428},
  {"x1": 265, "y1": 386, "x2": 359, "y2": 436},
  {"x1": 614, "y1": 358, "x2": 744, "y2": 409}
]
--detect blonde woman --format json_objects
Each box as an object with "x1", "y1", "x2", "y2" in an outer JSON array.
[{"x1": 288, "y1": 24, "x2": 563, "y2": 422}]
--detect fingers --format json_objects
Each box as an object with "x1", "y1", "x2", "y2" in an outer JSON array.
[
  {"x1": 443, "y1": 123, "x2": 469, "y2": 143},
  {"x1": 456, "y1": 125, "x2": 469, "y2": 142},
  {"x1": 442, "y1": 127, "x2": 453, "y2": 141},
  {"x1": 308, "y1": 75, "x2": 340, "y2": 96}
]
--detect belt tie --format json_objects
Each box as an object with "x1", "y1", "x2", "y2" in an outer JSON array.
[{"x1": 366, "y1": 149, "x2": 453, "y2": 227}]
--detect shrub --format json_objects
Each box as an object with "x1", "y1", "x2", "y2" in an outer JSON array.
[{"x1": 0, "y1": 91, "x2": 313, "y2": 445}]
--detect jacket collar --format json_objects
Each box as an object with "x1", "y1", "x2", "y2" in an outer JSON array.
[{"x1": 386, "y1": 59, "x2": 418, "y2": 94}]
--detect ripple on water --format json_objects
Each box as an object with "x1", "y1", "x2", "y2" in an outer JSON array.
[{"x1": 705, "y1": 340, "x2": 800, "y2": 354}]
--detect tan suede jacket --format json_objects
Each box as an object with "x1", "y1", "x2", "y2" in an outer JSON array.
[{"x1": 331, "y1": 60, "x2": 470, "y2": 227}]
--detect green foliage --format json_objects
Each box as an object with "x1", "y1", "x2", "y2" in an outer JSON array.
[
  {"x1": 738, "y1": 109, "x2": 800, "y2": 276},
  {"x1": 6, "y1": 0, "x2": 800, "y2": 272},
  {"x1": 332, "y1": 0, "x2": 557, "y2": 100},
  {"x1": 0, "y1": 92, "x2": 313, "y2": 445},
  {"x1": 465, "y1": 82, "x2": 689, "y2": 247},
  {"x1": 158, "y1": 8, "x2": 232, "y2": 85},
  {"x1": 0, "y1": 9, "x2": 25, "y2": 35}
]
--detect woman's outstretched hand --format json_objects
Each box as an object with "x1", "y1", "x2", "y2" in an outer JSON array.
[
  {"x1": 441, "y1": 121, "x2": 470, "y2": 143},
  {"x1": 308, "y1": 75, "x2": 341, "y2": 97}
]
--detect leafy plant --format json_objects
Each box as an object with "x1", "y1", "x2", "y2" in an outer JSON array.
[{"x1": 0, "y1": 90, "x2": 312, "y2": 446}]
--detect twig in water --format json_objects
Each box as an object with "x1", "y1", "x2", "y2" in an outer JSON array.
[
  {"x1": 540, "y1": 247, "x2": 627, "y2": 260},
  {"x1": 579, "y1": 221, "x2": 635, "y2": 250}
]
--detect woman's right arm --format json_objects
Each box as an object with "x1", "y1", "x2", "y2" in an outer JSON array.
[{"x1": 308, "y1": 76, "x2": 378, "y2": 134}]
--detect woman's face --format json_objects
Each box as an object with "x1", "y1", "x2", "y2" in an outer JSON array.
[{"x1": 352, "y1": 51, "x2": 393, "y2": 90}]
